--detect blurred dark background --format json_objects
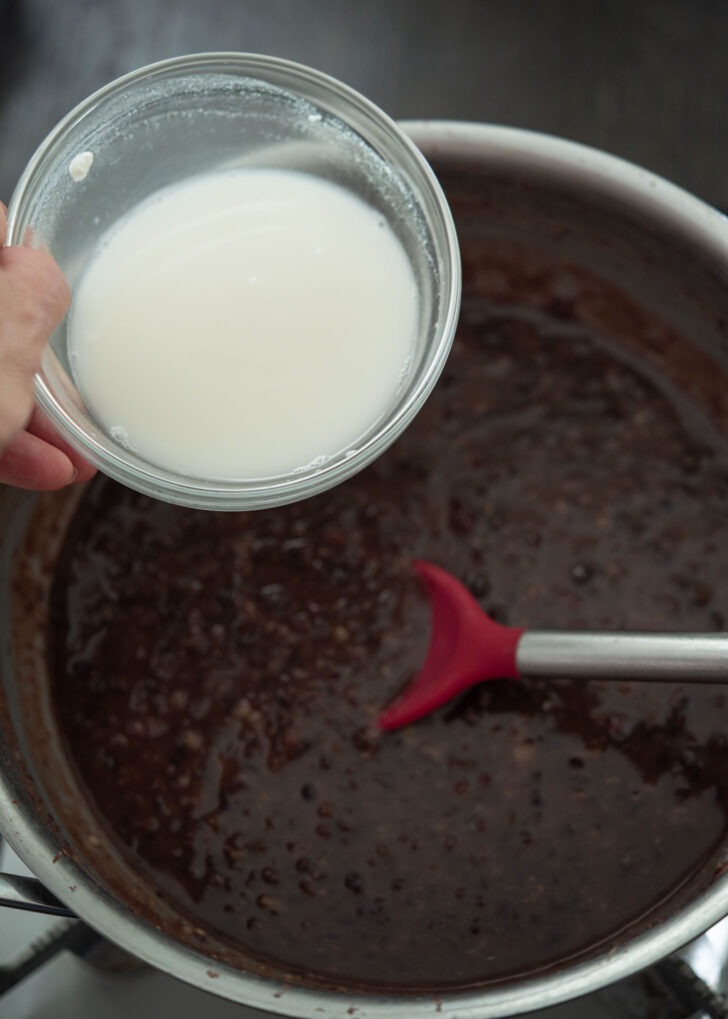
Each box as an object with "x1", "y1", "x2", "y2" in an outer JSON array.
[{"x1": 1, "y1": 0, "x2": 728, "y2": 207}]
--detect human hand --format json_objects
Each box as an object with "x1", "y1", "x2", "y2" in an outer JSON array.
[{"x1": 0, "y1": 203, "x2": 96, "y2": 489}]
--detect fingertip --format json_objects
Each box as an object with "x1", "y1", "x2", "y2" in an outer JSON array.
[
  {"x1": 28, "y1": 245, "x2": 71, "y2": 320},
  {"x1": 0, "y1": 430, "x2": 80, "y2": 491},
  {"x1": 0, "y1": 242, "x2": 71, "y2": 327},
  {"x1": 72, "y1": 459, "x2": 98, "y2": 484},
  {"x1": 25, "y1": 406, "x2": 96, "y2": 482},
  {"x1": 38, "y1": 245, "x2": 71, "y2": 313}
]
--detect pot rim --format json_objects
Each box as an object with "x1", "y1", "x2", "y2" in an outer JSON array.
[
  {"x1": 402, "y1": 118, "x2": 728, "y2": 256},
  {"x1": 4, "y1": 119, "x2": 728, "y2": 1017}
]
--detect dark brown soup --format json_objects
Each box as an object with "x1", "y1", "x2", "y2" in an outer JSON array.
[{"x1": 49, "y1": 236, "x2": 728, "y2": 991}]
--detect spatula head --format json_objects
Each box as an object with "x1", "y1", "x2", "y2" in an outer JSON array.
[{"x1": 378, "y1": 561, "x2": 523, "y2": 731}]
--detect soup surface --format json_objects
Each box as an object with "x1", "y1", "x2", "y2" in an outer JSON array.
[{"x1": 49, "y1": 238, "x2": 728, "y2": 990}]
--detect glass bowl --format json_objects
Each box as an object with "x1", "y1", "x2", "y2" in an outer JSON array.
[{"x1": 7, "y1": 53, "x2": 461, "y2": 510}]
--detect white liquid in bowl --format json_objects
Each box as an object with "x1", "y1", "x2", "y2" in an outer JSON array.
[{"x1": 68, "y1": 168, "x2": 419, "y2": 480}]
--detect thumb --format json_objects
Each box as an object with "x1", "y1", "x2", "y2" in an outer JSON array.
[{"x1": 0, "y1": 215, "x2": 70, "y2": 449}]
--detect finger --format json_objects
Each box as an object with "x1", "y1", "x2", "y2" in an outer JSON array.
[
  {"x1": 0, "y1": 244, "x2": 70, "y2": 347},
  {"x1": 0, "y1": 202, "x2": 6, "y2": 246},
  {"x1": 25, "y1": 406, "x2": 97, "y2": 483},
  {"x1": 0, "y1": 428, "x2": 77, "y2": 490},
  {"x1": 0, "y1": 367, "x2": 34, "y2": 448},
  {"x1": 0, "y1": 245, "x2": 71, "y2": 446}
]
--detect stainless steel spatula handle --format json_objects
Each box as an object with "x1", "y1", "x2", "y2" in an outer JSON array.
[{"x1": 517, "y1": 632, "x2": 728, "y2": 681}]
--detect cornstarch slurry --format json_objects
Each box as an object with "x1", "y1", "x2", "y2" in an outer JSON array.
[{"x1": 68, "y1": 169, "x2": 419, "y2": 479}]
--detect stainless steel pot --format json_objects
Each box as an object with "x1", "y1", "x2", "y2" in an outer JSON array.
[{"x1": 3, "y1": 121, "x2": 728, "y2": 1017}]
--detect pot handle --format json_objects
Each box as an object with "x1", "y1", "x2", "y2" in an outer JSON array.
[{"x1": 0, "y1": 871, "x2": 75, "y2": 917}]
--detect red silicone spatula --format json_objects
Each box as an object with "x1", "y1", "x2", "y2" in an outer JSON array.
[{"x1": 378, "y1": 560, "x2": 728, "y2": 731}]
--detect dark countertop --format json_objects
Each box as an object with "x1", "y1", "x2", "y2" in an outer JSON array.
[{"x1": 1, "y1": 0, "x2": 728, "y2": 208}]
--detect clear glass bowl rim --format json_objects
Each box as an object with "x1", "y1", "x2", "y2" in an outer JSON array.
[{"x1": 7, "y1": 52, "x2": 462, "y2": 510}]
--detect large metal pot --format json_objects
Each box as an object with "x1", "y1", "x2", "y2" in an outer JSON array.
[{"x1": 3, "y1": 121, "x2": 728, "y2": 1017}]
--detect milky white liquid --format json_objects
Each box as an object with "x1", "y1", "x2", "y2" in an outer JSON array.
[{"x1": 68, "y1": 169, "x2": 419, "y2": 479}]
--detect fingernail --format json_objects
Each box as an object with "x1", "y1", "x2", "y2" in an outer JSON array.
[{"x1": 68, "y1": 466, "x2": 78, "y2": 485}]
